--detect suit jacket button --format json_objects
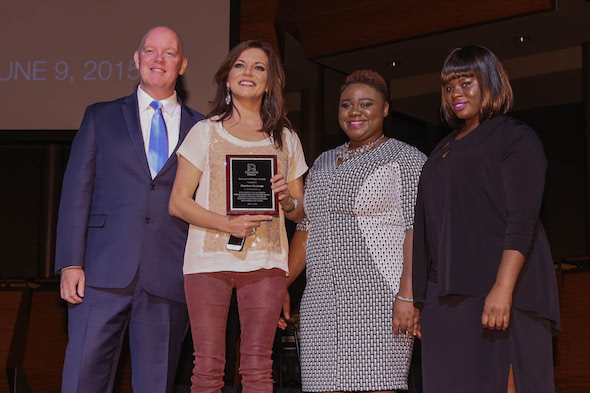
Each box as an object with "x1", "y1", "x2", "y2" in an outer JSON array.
[
  {"x1": 150, "y1": 184, "x2": 156, "y2": 190},
  {"x1": 145, "y1": 217, "x2": 152, "y2": 224}
]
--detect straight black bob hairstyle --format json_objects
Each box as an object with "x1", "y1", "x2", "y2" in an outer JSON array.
[{"x1": 440, "y1": 45, "x2": 513, "y2": 130}]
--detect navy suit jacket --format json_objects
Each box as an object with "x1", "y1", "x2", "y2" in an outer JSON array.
[{"x1": 55, "y1": 92, "x2": 205, "y2": 304}]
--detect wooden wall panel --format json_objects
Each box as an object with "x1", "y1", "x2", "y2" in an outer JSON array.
[
  {"x1": 554, "y1": 271, "x2": 590, "y2": 393},
  {"x1": 0, "y1": 291, "x2": 23, "y2": 392},
  {"x1": 240, "y1": 0, "x2": 281, "y2": 51},
  {"x1": 22, "y1": 290, "x2": 68, "y2": 393},
  {"x1": 296, "y1": 0, "x2": 554, "y2": 58}
]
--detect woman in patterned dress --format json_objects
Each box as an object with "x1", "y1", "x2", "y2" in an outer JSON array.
[{"x1": 280, "y1": 70, "x2": 426, "y2": 392}]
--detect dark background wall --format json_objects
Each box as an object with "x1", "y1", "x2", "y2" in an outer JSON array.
[
  {"x1": 1, "y1": 145, "x2": 43, "y2": 278},
  {"x1": 1, "y1": 99, "x2": 584, "y2": 279}
]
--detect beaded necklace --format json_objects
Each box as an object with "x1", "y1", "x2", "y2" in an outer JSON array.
[{"x1": 336, "y1": 134, "x2": 386, "y2": 162}]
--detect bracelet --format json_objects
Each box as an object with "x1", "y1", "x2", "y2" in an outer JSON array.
[
  {"x1": 395, "y1": 294, "x2": 414, "y2": 302},
  {"x1": 283, "y1": 197, "x2": 298, "y2": 213}
]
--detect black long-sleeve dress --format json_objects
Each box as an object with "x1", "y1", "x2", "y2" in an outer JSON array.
[{"x1": 412, "y1": 115, "x2": 560, "y2": 393}]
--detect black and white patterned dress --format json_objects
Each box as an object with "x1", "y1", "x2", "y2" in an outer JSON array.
[{"x1": 298, "y1": 138, "x2": 426, "y2": 392}]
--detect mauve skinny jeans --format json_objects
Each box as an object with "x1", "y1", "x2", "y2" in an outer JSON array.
[{"x1": 184, "y1": 268, "x2": 286, "y2": 393}]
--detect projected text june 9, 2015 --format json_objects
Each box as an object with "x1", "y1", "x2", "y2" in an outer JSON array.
[{"x1": 0, "y1": 60, "x2": 140, "y2": 83}]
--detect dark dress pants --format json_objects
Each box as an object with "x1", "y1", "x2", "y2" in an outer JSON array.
[{"x1": 61, "y1": 272, "x2": 189, "y2": 393}]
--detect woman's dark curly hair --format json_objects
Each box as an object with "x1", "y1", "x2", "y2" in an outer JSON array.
[{"x1": 340, "y1": 69, "x2": 389, "y2": 101}]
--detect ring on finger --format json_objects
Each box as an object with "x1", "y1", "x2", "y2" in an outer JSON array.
[{"x1": 251, "y1": 227, "x2": 256, "y2": 236}]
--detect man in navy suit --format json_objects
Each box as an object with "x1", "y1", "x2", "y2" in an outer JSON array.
[{"x1": 55, "y1": 26, "x2": 205, "y2": 393}]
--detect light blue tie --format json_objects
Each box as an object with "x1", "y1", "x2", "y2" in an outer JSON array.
[{"x1": 148, "y1": 101, "x2": 169, "y2": 178}]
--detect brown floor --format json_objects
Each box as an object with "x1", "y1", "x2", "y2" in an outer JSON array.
[{"x1": 1, "y1": 270, "x2": 589, "y2": 392}]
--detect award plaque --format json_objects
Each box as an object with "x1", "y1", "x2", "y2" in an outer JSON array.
[{"x1": 226, "y1": 155, "x2": 279, "y2": 216}]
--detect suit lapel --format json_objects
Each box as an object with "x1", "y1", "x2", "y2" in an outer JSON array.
[
  {"x1": 157, "y1": 102, "x2": 196, "y2": 177},
  {"x1": 122, "y1": 93, "x2": 151, "y2": 178},
  {"x1": 123, "y1": 93, "x2": 197, "y2": 180},
  {"x1": 177, "y1": 103, "x2": 195, "y2": 150}
]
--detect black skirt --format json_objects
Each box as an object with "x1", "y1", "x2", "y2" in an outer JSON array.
[{"x1": 420, "y1": 280, "x2": 554, "y2": 393}]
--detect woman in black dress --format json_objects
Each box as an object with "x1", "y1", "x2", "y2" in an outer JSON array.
[{"x1": 412, "y1": 46, "x2": 560, "y2": 393}]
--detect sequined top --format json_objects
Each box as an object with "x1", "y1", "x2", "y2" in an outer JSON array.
[{"x1": 177, "y1": 118, "x2": 308, "y2": 275}]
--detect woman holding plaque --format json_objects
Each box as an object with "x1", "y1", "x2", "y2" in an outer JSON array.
[
  {"x1": 412, "y1": 46, "x2": 560, "y2": 393},
  {"x1": 169, "y1": 40, "x2": 308, "y2": 393},
  {"x1": 280, "y1": 70, "x2": 426, "y2": 392}
]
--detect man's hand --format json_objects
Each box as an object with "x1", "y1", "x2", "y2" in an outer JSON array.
[{"x1": 60, "y1": 268, "x2": 86, "y2": 304}]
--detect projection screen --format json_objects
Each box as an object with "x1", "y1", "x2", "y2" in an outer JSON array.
[{"x1": 0, "y1": 0, "x2": 230, "y2": 130}]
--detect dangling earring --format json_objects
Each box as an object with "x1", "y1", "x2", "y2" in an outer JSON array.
[{"x1": 225, "y1": 87, "x2": 232, "y2": 106}]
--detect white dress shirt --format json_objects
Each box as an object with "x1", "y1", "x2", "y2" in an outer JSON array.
[{"x1": 136, "y1": 86, "x2": 181, "y2": 160}]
